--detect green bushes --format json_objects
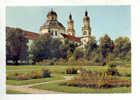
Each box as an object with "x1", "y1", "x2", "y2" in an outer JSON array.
[
  {"x1": 42, "y1": 68, "x2": 51, "y2": 77},
  {"x1": 62, "y1": 68, "x2": 131, "y2": 89},
  {"x1": 7, "y1": 69, "x2": 51, "y2": 80},
  {"x1": 106, "y1": 62, "x2": 120, "y2": 76},
  {"x1": 66, "y1": 67, "x2": 78, "y2": 74}
]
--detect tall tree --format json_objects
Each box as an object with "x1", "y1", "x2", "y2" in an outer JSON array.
[
  {"x1": 59, "y1": 39, "x2": 78, "y2": 60},
  {"x1": 30, "y1": 35, "x2": 62, "y2": 63},
  {"x1": 6, "y1": 27, "x2": 28, "y2": 64},
  {"x1": 84, "y1": 36, "x2": 98, "y2": 60},
  {"x1": 73, "y1": 48, "x2": 84, "y2": 60},
  {"x1": 114, "y1": 37, "x2": 131, "y2": 61},
  {"x1": 99, "y1": 34, "x2": 114, "y2": 62}
]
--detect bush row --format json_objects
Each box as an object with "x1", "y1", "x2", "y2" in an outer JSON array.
[
  {"x1": 61, "y1": 80, "x2": 131, "y2": 89},
  {"x1": 7, "y1": 69, "x2": 51, "y2": 80}
]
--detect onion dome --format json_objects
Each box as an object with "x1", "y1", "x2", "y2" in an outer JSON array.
[
  {"x1": 83, "y1": 10, "x2": 90, "y2": 21},
  {"x1": 47, "y1": 9, "x2": 57, "y2": 17}
]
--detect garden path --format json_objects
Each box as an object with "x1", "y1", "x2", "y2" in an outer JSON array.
[{"x1": 7, "y1": 76, "x2": 73, "y2": 94}]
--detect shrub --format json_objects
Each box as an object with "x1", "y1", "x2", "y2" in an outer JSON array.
[
  {"x1": 7, "y1": 68, "x2": 51, "y2": 80},
  {"x1": 66, "y1": 67, "x2": 78, "y2": 74},
  {"x1": 42, "y1": 68, "x2": 51, "y2": 78},
  {"x1": 29, "y1": 71, "x2": 43, "y2": 79},
  {"x1": 106, "y1": 62, "x2": 120, "y2": 76},
  {"x1": 63, "y1": 68, "x2": 130, "y2": 89}
]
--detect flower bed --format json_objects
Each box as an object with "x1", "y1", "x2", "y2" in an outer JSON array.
[
  {"x1": 61, "y1": 69, "x2": 131, "y2": 89},
  {"x1": 6, "y1": 69, "x2": 51, "y2": 80}
]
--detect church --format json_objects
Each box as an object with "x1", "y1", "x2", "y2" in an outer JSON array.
[
  {"x1": 6, "y1": 9, "x2": 92, "y2": 48},
  {"x1": 39, "y1": 9, "x2": 92, "y2": 46}
]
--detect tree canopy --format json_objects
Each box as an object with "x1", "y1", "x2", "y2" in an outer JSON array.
[
  {"x1": 6, "y1": 28, "x2": 131, "y2": 66},
  {"x1": 6, "y1": 28, "x2": 28, "y2": 64}
]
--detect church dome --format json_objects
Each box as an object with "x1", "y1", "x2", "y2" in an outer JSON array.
[
  {"x1": 44, "y1": 20, "x2": 65, "y2": 29},
  {"x1": 47, "y1": 10, "x2": 57, "y2": 17}
]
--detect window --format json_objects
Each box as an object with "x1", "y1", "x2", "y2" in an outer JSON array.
[
  {"x1": 83, "y1": 31, "x2": 87, "y2": 35},
  {"x1": 55, "y1": 31, "x2": 57, "y2": 36},
  {"x1": 48, "y1": 29, "x2": 50, "y2": 33},
  {"x1": 50, "y1": 30, "x2": 53, "y2": 35}
]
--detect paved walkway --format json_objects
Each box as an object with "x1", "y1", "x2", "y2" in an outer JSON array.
[
  {"x1": 7, "y1": 76, "x2": 73, "y2": 94},
  {"x1": 7, "y1": 85, "x2": 64, "y2": 94}
]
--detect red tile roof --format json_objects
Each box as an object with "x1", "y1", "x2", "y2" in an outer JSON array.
[
  {"x1": 24, "y1": 31, "x2": 40, "y2": 39},
  {"x1": 61, "y1": 33, "x2": 81, "y2": 43},
  {"x1": 6, "y1": 26, "x2": 40, "y2": 39}
]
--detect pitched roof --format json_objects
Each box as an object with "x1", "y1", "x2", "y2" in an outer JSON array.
[
  {"x1": 24, "y1": 31, "x2": 40, "y2": 39},
  {"x1": 61, "y1": 33, "x2": 81, "y2": 43},
  {"x1": 6, "y1": 26, "x2": 40, "y2": 39}
]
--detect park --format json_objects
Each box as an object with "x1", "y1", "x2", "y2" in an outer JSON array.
[{"x1": 6, "y1": 6, "x2": 131, "y2": 94}]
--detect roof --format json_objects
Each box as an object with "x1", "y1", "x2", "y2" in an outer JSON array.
[
  {"x1": 24, "y1": 31, "x2": 40, "y2": 39},
  {"x1": 6, "y1": 26, "x2": 40, "y2": 39},
  {"x1": 44, "y1": 20, "x2": 65, "y2": 29},
  {"x1": 47, "y1": 10, "x2": 57, "y2": 17},
  {"x1": 61, "y1": 33, "x2": 81, "y2": 43}
]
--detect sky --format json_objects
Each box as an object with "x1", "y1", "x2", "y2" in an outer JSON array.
[{"x1": 6, "y1": 6, "x2": 130, "y2": 40}]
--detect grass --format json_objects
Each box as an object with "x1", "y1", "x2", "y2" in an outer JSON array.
[
  {"x1": 6, "y1": 90, "x2": 28, "y2": 94},
  {"x1": 32, "y1": 81, "x2": 131, "y2": 93},
  {"x1": 7, "y1": 65, "x2": 131, "y2": 74},
  {"x1": 6, "y1": 65, "x2": 131, "y2": 93},
  {"x1": 6, "y1": 74, "x2": 64, "y2": 85}
]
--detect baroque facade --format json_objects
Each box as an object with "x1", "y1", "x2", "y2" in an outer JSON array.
[
  {"x1": 40, "y1": 9, "x2": 92, "y2": 46},
  {"x1": 40, "y1": 9, "x2": 65, "y2": 39}
]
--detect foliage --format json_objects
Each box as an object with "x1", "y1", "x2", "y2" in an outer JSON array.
[
  {"x1": 42, "y1": 68, "x2": 51, "y2": 77},
  {"x1": 30, "y1": 35, "x2": 62, "y2": 64},
  {"x1": 84, "y1": 36, "x2": 98, "y2": 60},
  {"x1": 106, "y1": 62, "x2": 120, "y2": 76},
  {"x1": 66, "y1": 67, "x2": 78, "y2": 74},
  {"x1": 6, "y1": 27, "x2": 28, "y2": 64},
  {"x1": 114, "y1": 37, "x2": 131, "y2": 61},
  {"x1": 6, "y1": 68, "x2": 51, "y2": 80},
  {"x1": 6, "y1": 27, "x2": 131, "y2": 66},
  {"x1": 64, "y1": 69, "x2": 130, "y2": 89},
  {"x1": 72, "y1": 48, "x2": 84, "y2": 60},
  {"x1": 99, "y1": 34, "x2": 114, "y2": 60},
  {"x1": 32, "y1": 81, "x2": 131, "y2": 93}
]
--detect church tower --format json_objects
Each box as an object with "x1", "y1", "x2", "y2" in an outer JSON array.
[
  {"x1": 81, "y1": 10, "x2": 91, "y2": 46},
  {"x1": 67, "y1": 13, "x2": 75, "y2": 36}
]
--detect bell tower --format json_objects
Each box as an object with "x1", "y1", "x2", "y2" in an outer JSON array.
[
  {"x1": 81, "y1": 10, "x2": 91, "y2": 46},
  {"x1": 82, "y1": 10, "x2": 91, "y2": 37},
  {"x1": 67, "y1": 13, "x2": 75, "y2": 36}
]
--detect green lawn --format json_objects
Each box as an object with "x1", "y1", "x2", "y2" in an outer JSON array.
[
  {"x1": 6, "y1": 90, "x2": 28, "y2": 94},
  {"x1": 7, "y1": 65, "x2": 131, "y2": 74},
  {"x1": 31, "y1": 81, "x2": 131, "y2": 93},
  {"x1": 6, "y1": 73, "x2": 64, "y2": 85},
  {"x1": 6, "y1": 65, "x2": 131, "y2": 93}
]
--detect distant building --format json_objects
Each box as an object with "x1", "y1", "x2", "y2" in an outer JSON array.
[
  {"x1": 81, "y1": 10, "x2": 92, "y2": 46},
  {"x1": 40, "y1": 9, "x2": 92, "y2": 46},
  {"x1": 7, "y1": 9, "x2": 92, "y2": 47},
  {"x1": 66, "y1": 13, "x2": 75, "y2": 36},
  {"x1": 40, "y1": 9, "x2": 65, "y2": 39}
]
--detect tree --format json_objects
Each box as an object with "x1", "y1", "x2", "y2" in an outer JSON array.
[
  {"x1": 6, "y1": 27, "x2": 28, "y2": 64},
  {"x1": 30, "y1": 35, "x2": 62, "y2": 64},
  {"x1": 84, "y1": 36, "x2": 98, "y2": 60},
  {"x1": 114, "y1": 37, "x2": 131, "y2": 61},
  {"x1": 59, "y1": 39, "x2": 78, "y2": 60},
  {"x1": 99, "y1": 34, "x2": 114, "y2": 64},
  {"x1": 73, "y1": 48, "x2": 84, "y2": 60}
]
